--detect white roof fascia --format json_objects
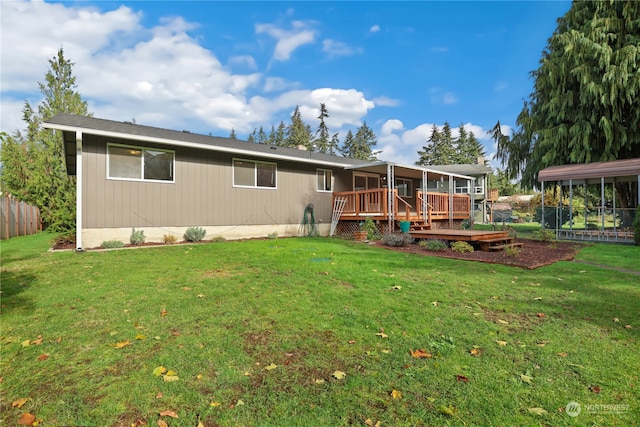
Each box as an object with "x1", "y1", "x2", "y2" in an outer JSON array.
[
  {"x1": 43, "y1": 122, "x2": 357, "y2": 169},
  {"x1": 345, "y1": 160, "x2": 475, "y2": 181}
]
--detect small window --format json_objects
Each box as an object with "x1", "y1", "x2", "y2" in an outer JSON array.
[
  {"x1": 396, "y1": 178, "x2": 412, "y2": 197},
  {"x1": 108, "y1": 144, "x2": 174, "y2": 182},
  {"x1": 233, "y1": 159, "x2": 276, "y2": 188},
  {"x1": 317, "y1": 169, "x2": 332, "y2": 192}
]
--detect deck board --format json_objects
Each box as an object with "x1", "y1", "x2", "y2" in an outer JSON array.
[{"x1": 409, "y1": 229, "x2": 510, "y2": 242}]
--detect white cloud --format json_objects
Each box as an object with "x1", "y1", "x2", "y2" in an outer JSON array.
[
  {"x1": 228, "y1": 55, "x2": 258, "y2": 70},
  {"x1": 370, "y1": 24, "x2": 381, "y2": 33},
  {"x1": 255, "y1": 20, "x2": 315, "y2": 61},
  {"x1": 372, "y1": 96, "x2": 400, "y2": 107},
  {"x1": 322, "y1": 39, "x2": 362, "y2": 58},
  {"x1": 429, "y1": 87, "x2": 458, "y2": 105}
]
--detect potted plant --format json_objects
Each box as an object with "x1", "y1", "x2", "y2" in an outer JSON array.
[{"x1": 354, "y1": 221, "x2": 368, "y2": 240}]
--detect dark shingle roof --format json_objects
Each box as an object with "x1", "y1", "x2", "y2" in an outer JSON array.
[{"x1": 45, "y1": 113, "x2": 367, "y2": 168}]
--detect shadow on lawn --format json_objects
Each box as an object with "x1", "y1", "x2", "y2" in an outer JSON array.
[{"x1": 0, "y1": 270, "x2": 36, "y2": 313}]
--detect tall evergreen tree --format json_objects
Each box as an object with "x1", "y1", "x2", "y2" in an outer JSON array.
[
  {"x1": 229, "y1": 128, "x2": 237, "y2": 139},
  {"x1": 342, "y1": 122, "x2": 377, "y2": 160},
  {"x1": 273, "y1": 121, "x2": 287, "y2": 147},
  {"x1": 329, "y1": 132, "x2": 340, "y2": 156},
  {"x1": 499, "y1": 0, "x2": 640, "y2": 195},
  {"x1": 456, "y1": 124, "x2": 485, "y2": 164},
  {"x1": 0, "y1": 48, "x2": 90, "y2": 231},
  {"x1": 285, "y1": 106, "x2": 313, "y2": 149},
  {"x1": 313, "y1": 103, "x2": 331, "y2": 154},
  {"x1": 257, "y1": 126, "x2": 268, "y2": 144},
  {"x1": 415, "y1": 122, "x2": 456, "y2": 165}
]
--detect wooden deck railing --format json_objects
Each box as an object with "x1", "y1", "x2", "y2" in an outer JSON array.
[{"x1": 333, "y1": 189, "x2": 470, "y2": 222}]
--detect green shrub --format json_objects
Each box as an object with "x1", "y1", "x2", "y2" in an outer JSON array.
[
  {"x1": 419, "y1": 239, "x2": 448, "y2": 251},
  {"x1": 184, "y1": 226, "x2": 207, "y2": 242},
  {"x1": 130, "y1": 228, "x2": 145, "y2": 245},
  {"x1": 101, "y1": 240, "x2": 124, "y2": 249},
  {"x1": 451, "y1": 241, "x2": 474, "y2": 253},
  {"x1": 361, "y1": 217, "x2": 379, "y2": 240},
  {"x1": 212, "y1": 236, "x2": 226, "y2": 243},
  {"x1": 633, "y1": 206, "x2": 640, "y2": 246},
  {"x1": 382, "y1": 232, "x2": 413, "y2": 247},
  {"x1": 504, "y1": 245, "x2": 521, "y2": 257},
  {"x1": 163, "y1": 234, "x2": 178, "y2": 245},
  {"x1": 533, "y1": 229, "x2": 556, "y2": 244},
  {"x1": 267, "y1": 232, "x2": 278, "y2": 239}
]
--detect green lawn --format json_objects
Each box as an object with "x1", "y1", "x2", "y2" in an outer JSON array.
[{"x1": 1, "y1": 233, "x2": 639, "y2": 426}]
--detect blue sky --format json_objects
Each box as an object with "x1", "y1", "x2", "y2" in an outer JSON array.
[{"x1": 1, "y1": 0, "x2": 571, "y2": 166}]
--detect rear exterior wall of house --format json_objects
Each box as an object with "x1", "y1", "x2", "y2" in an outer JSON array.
[{"x1": 80, "y1": 135, "x2": 352, "y2": 247}]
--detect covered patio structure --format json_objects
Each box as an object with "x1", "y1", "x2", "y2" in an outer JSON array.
[
  {"x1": 538, "y1": 158, "x2": 640, "y2": 243},
  {"x1": 332, "y1": 161, "x2": 476, "y2": 235}
]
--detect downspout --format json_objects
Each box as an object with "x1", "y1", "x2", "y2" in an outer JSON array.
[
  {"x1": 448, "y1": 174, "x2": 454, "y2": 228},
  {"x1": 470, "y1": 178, "x2": 476, "y2": 225},
  {"x1": 387, "y1": 163, "x2": 394, "y2": 232},
  {"x1": 422, "y1": 170, "x2": 428, "y2": 224},
  {"x1": 76, "y1": 131, "x2": 83, "y2": 251}
]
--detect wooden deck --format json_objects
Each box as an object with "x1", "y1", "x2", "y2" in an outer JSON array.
[{"x1": 410, "y1": 229, "x2": 523, "y2": 251}]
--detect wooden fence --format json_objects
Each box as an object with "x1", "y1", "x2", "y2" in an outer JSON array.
[{"x1": 0, "y1": 197, "x2": 42, "y2": 240}]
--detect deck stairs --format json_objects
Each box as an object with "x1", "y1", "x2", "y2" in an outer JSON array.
[
  {"x1": 407, "y1": 220, "x2": 431, "y2": 232},
  {"x1": 477, "y1": 236, "x2": 524, "y2": 251}
]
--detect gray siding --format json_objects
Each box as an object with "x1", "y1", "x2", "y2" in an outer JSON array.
[{"x1": 83, "y1": 135, "x2": 347, "y2": 228}]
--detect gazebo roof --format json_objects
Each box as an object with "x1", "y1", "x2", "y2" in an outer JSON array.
[{"x1": 538, "y1": 158, "x2": 640, "y2": 183}]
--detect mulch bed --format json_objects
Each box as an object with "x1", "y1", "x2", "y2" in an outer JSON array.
[{"x1": 373, "y1": 238, "x2": 587, "y2": 269}]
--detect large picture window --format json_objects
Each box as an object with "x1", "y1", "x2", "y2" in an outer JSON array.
[
  {"x1": 233, "y1": 159, "x2": 276, "y2": 188},
  {"x1": 108, "y1": 144, "x2": 174, "y2": 182},
  {"x1": 317, "y1": 169, "x2": 332, "y2": 192}
]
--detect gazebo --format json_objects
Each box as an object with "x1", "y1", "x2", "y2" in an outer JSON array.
[{"x1": 538, "y1": 158, "x2": 640, "y2": 243}]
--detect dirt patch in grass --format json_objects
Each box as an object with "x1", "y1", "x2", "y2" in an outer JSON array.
[{"x1": 374, "y1": 238, "x2": 585, "y2": 269}]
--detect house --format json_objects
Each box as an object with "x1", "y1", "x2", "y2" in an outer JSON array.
[
  {"x1": 43, "y1": 114, "x2": 477, "y2": 250},
  {"x1": 428, "y1": 162, "x2": 496, "y2": 223}
]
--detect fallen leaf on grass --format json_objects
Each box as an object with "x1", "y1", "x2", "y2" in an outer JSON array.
[
  {"x1": 157, "y1": 421, "x2": 168, "y2": 427},
  {"x1": 496, "y1": 340, "x2": 508, "y2": 346},
  {"x1": 197, "y1": 294, "x2": 205, "y2": 298},
  {"x1": 625, "y1": 325, "x2": 632, "y2": 329},
  {"x1": 537, "y1": 313, "x2": 545, "y2": 318},
  {"x1": 456, "y1": 375, "x2": 469, "y2": 383},
  {"x1": 557, "y1": 352, "x2": 568, "y2": 357},
  {"x1": 159, "y1": 410, "x2": 178, "y2": 418},
  {"x1": 264, "y1": 363, "x2": 278, "y2": 371},
  {"x1": 314, "y1": 379, "x2": 325, "y2": 384},
  {"x1": 520, "y1": 374, "x2": 533, "y2": 384},
  {"x1": 533, "y1": 297, "x2": 542, "y2": 300},
  {"x1": 391, "y1": 389, "x2": 402, "y2": 399},
  {"x1": 160, "y1": 309, "x2": 168, "y2": 317},
  {"x1": 364, "y1": 419, "x2": 381, "y2": 427},
  {"x1": 348, "y1": 340, "x2": 357, "y2": 344},
  {"x1": 32, "y1": 336, "x2": 43, "y2": 345},
  {"x1": 528, "y1": 407, "x2": 548, "y2": 415},
  {"x1": 114, "y1": 340, "x2": 131, "y2": 349},
  {"x1": 21, "y1": 340, "x2": 30, "y2": 347},
  {"x1": 181, "y1": 287, "x2": 192, "y2": 291},
  {"x1": 332, "y1": 370, "x2": 346, "y2": 380},
  {"x1": 590, "y1": 385, "x2": 601, "y2": 394},
  {"x1": 135, "y1": 333, "x2": 146, "y2": 340},
  {"x1": 613, "y1": 318, "x2": 620, "y2": 322},
  {"x1": 37, "y1": 353, "x2": 49, "y2": 361},
  {"x1": 153, "y1": 366, "x2": 167, "y2": 376},
  {"x1": 210, "y1": 401, "x2": 222, "y2": 407},
  {"x1": 12, "y1": 398, "x2": 31, "y2": 409},
  {"x1": 438, "y1": 404, "x2": 458, "y2": 416},
  {"x1": 469, "y1": 347, "x2": 482, "y2": 357},
  {"x1": 497, "y1": 319, "x2": 509, "y2": 324},
  {"x1": 410, "y1": 348, "x2": 432, "y2": 358},
  {"x1": 17, "y1": 413, "x2": 38, "y2": 426},
  {"x1": 375, "y1": 329, "x2": 388, "y2": 338},
  {"x1": 162, "y1": 375, "x2": 179, "y2": 382}
]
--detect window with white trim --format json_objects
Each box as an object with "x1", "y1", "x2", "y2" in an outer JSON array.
[
  {"x1": 396, "y1": 178, "x2": 412, "y2": 197},
  {"x1": 316, "y1": 169, "x2": 332, "y2": 192},
  {"x1": 233, "y1": 159, "x2": 276, "y2": 188},
  {"x1": 108, "y1": 144, "x2": 174, "y2": 182}
]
